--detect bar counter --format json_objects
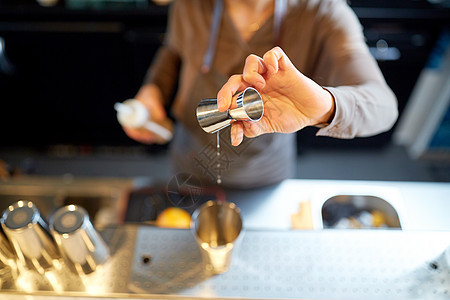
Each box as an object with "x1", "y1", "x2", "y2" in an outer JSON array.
[{"x1": 1, "y1": 178, "x2": 450, "y2": 299}]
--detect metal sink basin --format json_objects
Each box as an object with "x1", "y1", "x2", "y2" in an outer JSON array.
[
  {"x1": 321, "y1": 195, "x2": 402, "y2": 229},
  {"x1": 309, "y1": 184, "x2": 406, "y2": 230}
]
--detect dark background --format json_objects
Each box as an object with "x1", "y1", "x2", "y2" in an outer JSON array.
[{"x1": 0, "y1": 0, "x2": 449, "y2": 154}]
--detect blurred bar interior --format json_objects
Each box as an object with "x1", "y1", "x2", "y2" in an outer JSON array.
[{"x1": 0, "y1": 0, "x2": 449, "y2": 299}]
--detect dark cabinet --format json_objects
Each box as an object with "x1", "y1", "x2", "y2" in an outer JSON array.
[
  {"x1": 0, "y1": 6, "x2": 167, "y2": 150},
  {"x1": 1, "y1": 25, "x2": 127, "y2": 146}
]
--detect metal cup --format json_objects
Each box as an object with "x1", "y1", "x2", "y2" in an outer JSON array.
[
  {"x1": 0, "y1": 226, "x2": 15, "y2": 269},
  {"x1": 1, "y1": 200, "x2": 60, "y2": 273},
  {"x1": 191, "y1": 200, "x2": 243, "y2": 274},
  {"x1": 49, "y1": 205, "x2": 109, "y2": 274},
  {"x1": 196, "y1": 87, "x2": 264, "y2": 133}
]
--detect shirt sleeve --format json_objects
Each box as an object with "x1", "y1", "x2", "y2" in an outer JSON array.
[
  {"x1": 142, "y1": 0, "x2": 183, "y2": 105},
  {"x1": 312, "y1": 0, "x2": 398, "y2": 138}
]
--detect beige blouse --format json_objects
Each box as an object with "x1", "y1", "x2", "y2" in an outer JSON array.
[{"x1": 144, "y1": 0, "x2": 398, "y2": 188}]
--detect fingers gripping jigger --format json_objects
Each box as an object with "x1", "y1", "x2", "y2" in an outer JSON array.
[{"x1": 114, "y1": 99, "x2": 173, "y2": 142}]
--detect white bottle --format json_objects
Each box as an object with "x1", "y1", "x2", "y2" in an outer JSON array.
[{"x1": 114, "y1": 99, "x2": 173, "y2": 142}]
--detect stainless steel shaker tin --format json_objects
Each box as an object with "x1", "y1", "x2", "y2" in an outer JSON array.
[
  {"x1": 191, "y1": 200, "x2": 243, "y2": 274},
  {"x1": 1, "y1": 200, "x2": 60, "y2": 272},
  {"x1": 0, "y1": 226, "x2": 15, "y2": 268},
  {"x1": 50, "y1": 205, "x2": 109, "y2": 274}
]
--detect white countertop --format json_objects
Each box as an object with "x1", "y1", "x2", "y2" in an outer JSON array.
[{"x1": 227, "y1": 179, "x2": 450, "y2": 231}]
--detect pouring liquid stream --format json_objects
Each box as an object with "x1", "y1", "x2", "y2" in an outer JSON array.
[{"x1": 216, "y1": 131, "x2": 222, "y2": 185}]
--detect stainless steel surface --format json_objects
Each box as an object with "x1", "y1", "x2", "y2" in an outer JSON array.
[
  {"x1": 191, "y1": 201, "x2": 243, "y2": 274},
  {"x1": 0, "y1": 227, "x2": 15, "y2": 268},
  {"x1": 0, "y1": 225, "x2": 136, "y2": 296},
  {"x1": 0, "y1": 225, "x2": 450, "y2": 299},
  {"x1": 196, "y1": 98, "x2": 231, "y2": 134},
  {"x1": 1, "y1": 200, "x2": 60, "y2": 273},
  {"x1": 0, "y1": 226, "x2": 16, "y2": 274},
  {"x1": 50, "y1": 205, "x2": 110, "y2": 274},
  {"x1": 1, "y1": 179, "x2": 450, "y2": 299},
  {"x1": 196, "y1": 87, "x2": 264, "y2": 133},
  {"x1": 228, "y1": 87, "x2": 264, "y2": 121},
  {"x1": 131, "y1": 227, "x2": 450, "y2": 299}
]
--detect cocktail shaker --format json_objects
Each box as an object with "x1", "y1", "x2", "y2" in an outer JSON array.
[
  {"x1": 196, "y1": 87, "x2": 264, "y2": 133},
  {"x1": 191, "y1": 200, "x2": 243, "y2": 274},
  {"x1": 0, "y1": 226, "x2": 15, "y2": 268},
  {"x1": 50, "y1": 205, "x2": 109, "y2": 274},
  {"x1": 1, "y1": 200, "x2": 60, "y2": 273}
]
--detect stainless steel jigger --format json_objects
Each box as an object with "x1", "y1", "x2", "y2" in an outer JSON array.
[
  {"x1": 50, "y1": 205, "x2": 109, "y2": 274},
  {"x1": 191, "y1": 200, "x2": 243, "y2": 274},
  {"x1": 196, "y1": 87, "x2": 264, "y2": 133},
  {"x1": 1, "y1": 200, "x2": 60, "y2": 273}
]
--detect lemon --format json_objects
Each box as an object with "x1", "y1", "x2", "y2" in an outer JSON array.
[
  {"x1": 155, "y1": 207, "x2": 191, "y2": 229},
  {"x1": 371, "y1": 210, "x2": 386, "y2": 228}
]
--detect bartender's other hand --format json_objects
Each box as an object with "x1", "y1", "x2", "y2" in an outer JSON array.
[
  {"x1": 217, "y1": 46, "x2": 335, "y2": 146},
  {"x1": 122, "y1": 84, "x2": 173, "y2": 145}
]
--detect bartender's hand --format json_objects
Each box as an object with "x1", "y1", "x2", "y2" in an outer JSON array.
[
  {"x1": 122, "y1": 84, "x2": 174, "y2": 145},
  {"x1": 217, "y1": 46, "x2": 335, "y2": 146}
]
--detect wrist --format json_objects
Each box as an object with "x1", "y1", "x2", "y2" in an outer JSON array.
[
  {"x1": 313, "y1": 88, "x2": 335, "y2": 128},
  {"x1": 136, "y1": 84, "x2": 163, "y2": 102}
]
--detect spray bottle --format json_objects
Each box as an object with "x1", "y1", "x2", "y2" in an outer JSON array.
[{"x1": 114, "y1": 99, "x2": 173, "y2": 142}]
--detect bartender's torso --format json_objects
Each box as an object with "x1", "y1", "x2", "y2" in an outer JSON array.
[
  {"x1": 164, "y1": 0, "x2": 371, "y2": 188},
  {"x1": 166, "y1": 0, "x2": 304, "y2": 189}
]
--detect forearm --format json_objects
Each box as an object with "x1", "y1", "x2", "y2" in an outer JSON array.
[
  {"x1": 135, "y1": 84, "x2": 164, "y2": 108},
  {"x1": 142, "y1": 46, "x2": 181, "y2": 105},
  {"x1": 311, "y1": 0, "x2": 398, "y2": 138},
  {"x1": 317, "y1": 81, "x2": 398, "y2": 138}
]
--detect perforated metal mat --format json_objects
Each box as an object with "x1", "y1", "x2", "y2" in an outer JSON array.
[
  {"x1": 2, "y1": 226, "x2": 450, "y2": 300},
  {"x1": 131, "y1": 227, "x2": 450, "y2": 300}
]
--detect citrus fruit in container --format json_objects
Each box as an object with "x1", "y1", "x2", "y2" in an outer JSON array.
[{"x1": 155, "y1": 207, "x2": 192, "y2": 229}]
